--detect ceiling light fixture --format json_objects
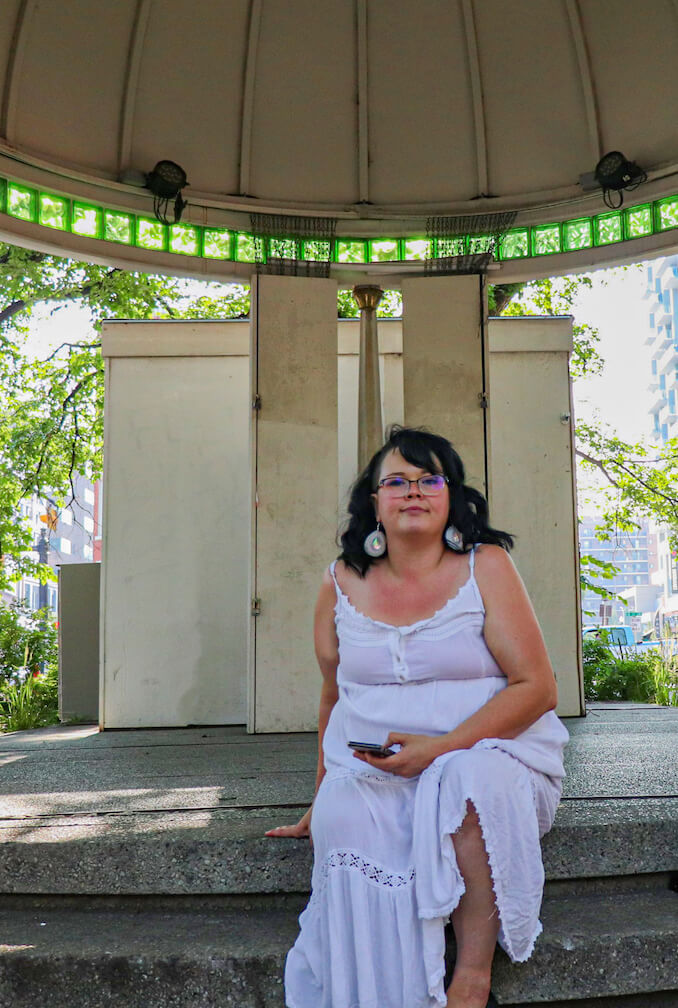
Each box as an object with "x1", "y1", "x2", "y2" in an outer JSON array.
[
  {"x1": 145, "y1": 160, "x2": 188, "y2": 225},
  {"x1": 594, "y1": 151, "x2": 647, "y2": 209}
]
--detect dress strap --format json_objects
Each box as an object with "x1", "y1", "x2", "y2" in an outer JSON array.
[
  {"x1": 468, "y1": 544, "x2": 477, "y2": 576},
  {"x1": 328, "y1": 560, "x2": 341, "y2": 597}
]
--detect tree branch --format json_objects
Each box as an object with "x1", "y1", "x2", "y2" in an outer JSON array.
[{"x1": 575, "y1": 448, "x2": 622, "y2": 488}]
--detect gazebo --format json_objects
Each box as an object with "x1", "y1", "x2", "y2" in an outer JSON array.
[{"x1": 3, "y1": 1, "x2": 678, "y2": 731}]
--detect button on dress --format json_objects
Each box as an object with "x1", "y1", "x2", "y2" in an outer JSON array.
[{"x1": 285, "y1": 547, "x2": 569, "y2": 1008}]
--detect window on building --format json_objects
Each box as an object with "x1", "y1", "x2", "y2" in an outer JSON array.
[
  {"x1": 60, "y1": 537, "x2": 71, "y2": 555},
  {"x1": 84, "y1": 487, "x2": 95, "y2": 506},
  {"x1": 83, "y1": 544, "x2": 93, "y2": 561},
  {"x1": 83, "y1": 515, "x2": 94, "y2": 534},
  {"x1": 61, "y1": 508, "x2": 73, "y2": 526}
]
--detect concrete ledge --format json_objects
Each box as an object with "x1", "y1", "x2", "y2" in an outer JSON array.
[
  {"x1": 0, "y1": 798, "x2": 675, "y2": 896},
  {"x1": 0, "y1": 889, "x2": 676, "y2": 1007}
]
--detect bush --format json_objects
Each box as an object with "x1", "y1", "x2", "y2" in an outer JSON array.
[
  {"x1": 0, "y1": 600, "x2": 58, "y2": 682},
  {"x1": 583, "y1": 639, "x2": 678, "y2": 705},
  {"x1": 0, "y1": 601, "x2": 60, "y2": 732},
  {"x1": 0, "y1": 663, "x2": 59, "y2": 732}
]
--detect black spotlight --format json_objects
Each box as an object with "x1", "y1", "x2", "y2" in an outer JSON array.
[
  {"x1": 594, "y1": 151, "x2": 647, "y2": 209},
  {"x1": 146, "y1": 160, "x2": 188, "y2": 225}
]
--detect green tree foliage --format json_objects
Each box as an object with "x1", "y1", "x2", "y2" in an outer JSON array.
[
  {"x1": 0, "y1": 600, "x2": 57, "y2": 683},
  {"x1": 0, "y1": 243, "x2": 249, "y2": 590}
]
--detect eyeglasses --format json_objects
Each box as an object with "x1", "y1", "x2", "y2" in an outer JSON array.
[{"x1": 377, "y1": 474, "x2": 448, "y2": 497}]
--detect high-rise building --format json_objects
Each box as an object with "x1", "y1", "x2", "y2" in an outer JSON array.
[
  {"x1": 579, "y1": 516, "x2": 653, "y2": 627},
  {"x1": 644, "y1": 256, "x2": 678, "y2": 633},
  {"x1": 2, "y1": 474, "x2": 100, "y2": 615}
]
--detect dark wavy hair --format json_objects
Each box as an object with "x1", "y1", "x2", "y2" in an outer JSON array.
[{"x1": 339, "y1": 426, "x2": 514, "y2": 576}]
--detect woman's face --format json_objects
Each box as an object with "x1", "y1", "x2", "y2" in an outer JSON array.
[{"x1": 373, "y1": 449, "x2": 449, "y2": 540}]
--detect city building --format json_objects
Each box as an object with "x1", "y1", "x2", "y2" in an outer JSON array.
[
  {"x1": 644, "y1": 256, "x2": 678, "y2": 632},
  {"x1": 579, "y1": 516, "x2": 654, "y2": 630},
  {"x1": 2, "y1": 474, "x2": 100, "y2": 615}
]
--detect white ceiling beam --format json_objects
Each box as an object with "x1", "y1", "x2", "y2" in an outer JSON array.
[
  {"x1": 461, "y1": 0, "x2": 489, "y2": 198},
  {"x1": 239, "y1": 0, "x2": 262, "y2": 197},
  {"x1": 356, "y1": 0, "x2": 370, "y2": 204},
  {"x1": 118, "y1": 0, "x2": 153, "y2": 177},
  {"x1": 565, "y1": 0, "x2": 602, "y2": 166},
  {"x1": 1, "y1": 0, "x2": 36, "y2": 144}
]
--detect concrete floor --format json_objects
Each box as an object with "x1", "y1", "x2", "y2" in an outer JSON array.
[{"x1": 0, "y1": 705, "x2": 675, "y2": 823}]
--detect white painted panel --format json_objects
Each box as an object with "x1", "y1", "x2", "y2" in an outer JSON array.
[
  {"x1": 337, "y1": 319, "x2": 404, "y2": 518},
  {"x1": 252, "y1": 276, "x2": 338, "y2": 732},
  {"x1": 101, "y1": 350, "x2": 249, "y2": 728},
  {"x1": 488, "y1": 318, "x2": 583, "y2": 717},
  {"x1": 402, "y1": 275, "x2": 486, "y2": 493}
]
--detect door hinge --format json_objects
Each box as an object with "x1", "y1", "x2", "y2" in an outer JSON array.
[
  {"x1": 251, "y1": 596, "x2": 261, "y2": 616},
  {"x1": 478, "y1": 392, "x2": 488, "y2": 409},
  {"x1": 252, "y1": 393, "x2": 262, "y2": 411}
]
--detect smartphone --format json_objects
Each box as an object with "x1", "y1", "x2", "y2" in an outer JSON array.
[{"x1": 348, "y1": 740, "x2": 396, "y2": 758}]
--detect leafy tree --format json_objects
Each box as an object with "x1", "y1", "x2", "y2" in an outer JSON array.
[{"x1": 0, "y1": 243, "x2": 249, "y2": 590}]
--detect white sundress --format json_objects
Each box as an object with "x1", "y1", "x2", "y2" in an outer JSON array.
[{"x1": 285, "y1": 547, "x2": 569, "y2": 1008}]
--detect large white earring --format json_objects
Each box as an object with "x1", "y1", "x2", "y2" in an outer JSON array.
[
  {"x1": 364, "y1": 522, "x2": 386, "y2": 557},
  {"x1": 444, "y1": 525, "x2": 464, "y2": 551}
]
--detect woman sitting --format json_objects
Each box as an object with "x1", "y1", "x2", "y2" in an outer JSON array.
[{"x1": 267, "y1": 425, "x2": 569, "y2": 1008}]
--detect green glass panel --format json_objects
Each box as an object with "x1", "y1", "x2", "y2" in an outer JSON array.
[
  {"x1": 403, "y1": 238, "x2": 431, "y2": 260},
  {"x1": 336, "y1": 240, "x2": 367, "y2": 263},
  {"x1": 625, "y1": 204, "x2": 652, "y2": 239},
  {"x1": 203, "y1": 228, "x2": 232, "y2": 259},
  {"x1": 594, "y1": 212, "x2": 623, "y2": 246},
  {"x1": 468, "y1": 234, "x2": 492, "y2": 255},
  {"x1": 656, "y1": 197, "x2": 678, "y2": 231},
  {"x1": 302, "y1": 239, "x2": 331, "y2": 261},
  {"x1": 39, "y1": 194, "x2": 68, "y2": 230},
  {"x1": 236, "y1": 233, "x2": 256, "y2": 262},
  {"x1": 369, "y1": 239, "x2": 399, "y2": 262},
  {"x1": 532, "y1": 224, "x2": 561, "y2": 255},
  {"x1": 136, "y1": 217, "x2": 166, "y2": 250},
  {"x1": 436, "y1": 237, "x2": 466, "y2": 257},
  {"x1": 268, "y1": 237, "x2": 297, "y2": 259},
  {"x1": 7, "y1": 184, "x2": 37, "y2": 221},
  {"x1": 563, "y1": 218, "x2": 593, "y2": 251},
  {"x1": 0, "y1": 177, "x2": 6, "y2": 214},
  {"x1": 498, "y1": 230, "x2": 529, "y2": 259},
  {"x1": 169, "y1": 223, "x2": 200, "y2": 255},
  {"x1": 104, "y1": 211, "x2": 133, "y2": 244},
  {"x1": 72, "y1": 203, "x2": 102, "y2": 238}
]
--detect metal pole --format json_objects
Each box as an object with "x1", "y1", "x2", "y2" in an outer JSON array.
[{"x1": 353, "y1": 284, "x2": 384, "y2": 470}]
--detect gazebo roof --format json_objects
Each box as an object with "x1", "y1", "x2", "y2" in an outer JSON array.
[{"x1": 2, "y1": 0, "x2": 678, "y2": 280}]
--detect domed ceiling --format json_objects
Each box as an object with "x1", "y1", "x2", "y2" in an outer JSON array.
[{"x1": 2, "y1": 0, "x2": 678, "y2": 279}]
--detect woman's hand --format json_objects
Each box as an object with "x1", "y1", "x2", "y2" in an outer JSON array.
[
  {"x1": 352, "y1": 732, "x2": 445, "y2": 778},
  {"x1": 265, "y1": 806, "x2": 313, "y2": 842}
]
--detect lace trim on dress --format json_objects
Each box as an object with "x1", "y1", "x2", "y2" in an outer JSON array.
[{"x1": 313, "y1": 849, "x2": 416, "y2": 896}]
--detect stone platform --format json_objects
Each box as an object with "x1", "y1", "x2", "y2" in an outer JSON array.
[{"x1": 0, "y1": 705, "x2": 676, "y2": 1006}]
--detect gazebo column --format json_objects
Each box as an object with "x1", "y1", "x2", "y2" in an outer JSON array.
[
  {"x1": 353, "y1": 285, "x2": 385, "y2": 469},
  {"x1": 401, "y1": 275, "x2": 487, "y2": 492},
  {"x1": 249, "y1": 274, "x2": 338, "y2": 732}
]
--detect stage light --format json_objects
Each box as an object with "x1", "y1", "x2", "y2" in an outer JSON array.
[
  {"x1": 145, "y1": 160, "x2": 188, "y2": 224},
  {"x1": 594, "y1": 151, "x2": 646, "y2": 209}
]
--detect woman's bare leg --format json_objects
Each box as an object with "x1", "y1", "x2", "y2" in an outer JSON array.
[{"x1": 445, "y1": 800, "x2": 498, "y2": 1008}]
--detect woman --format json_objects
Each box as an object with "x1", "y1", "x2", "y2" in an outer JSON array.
[{"x1": 266, "y1": 426, "x2": 569, "y2": 1008}]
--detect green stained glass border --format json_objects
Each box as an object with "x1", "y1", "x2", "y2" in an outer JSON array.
[{"x1": 2, "y1": 174, "x2": 678, "y2": 265}]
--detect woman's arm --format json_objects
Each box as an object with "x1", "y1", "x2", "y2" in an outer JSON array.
[
  {"x1": 265, "y1": 570, "x2": 339, "y2": 836},
  {"x1": 354, "y1": 544, "x2": 558, "y2": 778}
]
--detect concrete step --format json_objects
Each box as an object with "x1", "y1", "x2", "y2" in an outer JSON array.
[
  {"x1": 1, "y1": 797, "x2": 676, "y2": 895},
  {"x1": 0, "y1": 887, "x2": 676, "y2": 1007}
]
